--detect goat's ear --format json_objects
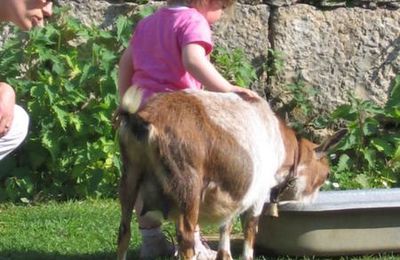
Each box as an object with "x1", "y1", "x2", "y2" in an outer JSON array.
[{"x1": 314, "y1": 129, "x2": 348, "y2": 159}]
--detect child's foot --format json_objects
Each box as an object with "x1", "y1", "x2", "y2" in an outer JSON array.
[
  {"x1": 139, "y1": 228, "x2": 217, "y2": 259},
  {"x1": 194, "y1": 232, "x2": 217, "y2": 260}
]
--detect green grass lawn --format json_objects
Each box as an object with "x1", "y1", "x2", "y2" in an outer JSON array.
[
  {"x1": 0, "y1": 199, "x2": 399, "y2": 260},
  {"x1": 0, "y1": 199, "x2": 135, "y2": 260}
]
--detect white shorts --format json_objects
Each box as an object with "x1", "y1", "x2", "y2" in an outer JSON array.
[{"x1": 0, "y1": 105, "x2": 29, "y2": 160}]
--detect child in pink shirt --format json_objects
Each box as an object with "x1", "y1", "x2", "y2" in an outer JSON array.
[
  {"x1": 118, "y1": 0, "x2": 259, "y2": 258},
  {"x1": 128, "y1": 7, "x2": 212, "y2": 105},
  {"x1": 119, "y1": 1, "x2": 258, "y2": 103}
]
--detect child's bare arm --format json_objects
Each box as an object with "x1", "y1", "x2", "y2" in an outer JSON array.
[
  {"x1": 182, "y1": 43, "x2": 259, "y2": 100},
  {"x1": 118, "y1": 46, "x2": 134, "y2": 99},
  {"x1": 182, "y1": 43, "x2": 233, "y2": 92}
]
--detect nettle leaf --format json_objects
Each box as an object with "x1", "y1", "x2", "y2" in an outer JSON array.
[
  {"x1": 44, "y1": 85, "x2": 56, "y2": 104},
  {"x1": 386, "y1": 75, "x2": 400, "y2": 110},
  {"x1": 393, "y1": 144, "x2": 400, "y2": 162},
  {"x1": 362, "y1": 148, "x2": 376, "y2": 168},
  {"x1": 361, "y1": 100, "x2": 384, "y2": 115},
  {"x1": 116, "y1": 16, "x2": 129, "y2": 39},
  {"x1": 28, "y1": 27, "x2": 55, "y2": 46},
  {"x1": 98, "y1": 30, "x2": 113, "y2": 39},
  {"x1": 41, "y1": 130, "x2": 58, "y2": 161},
  {"x1": 79, "y1": 64, "x2": 94, "y2": 85},
  {"x1": 36, "y1": 45, "x2": 56, "y2": 61},
  {"x1": 355, "y1": 174, "x2": 370, "y2": 188},
  {"x1": 52, "y1": 105, "x2": 68, "y2": 130},
  {"x1": 371, "y1": 138, "x2": 394, "y2": 156},
  {"x1": 138, "y1": 5, "x2": 156, "y2": 18},
  {"x1": 100, "y1": 49, "x2": 117, "y2": 73},
  {"x1": 116, "y1": 16, "x2": 134, "y2": 47},
  {"x1": 70, "y1": 114, "x2": 83, "y2": 132},
  {"x1": 212, "y1": 47, "x2": 257, "y2": 88},
  {"x1": 337, "y1": 154, "x2": 352, "y2": 172},
  {"x1": 390, "y1": 107, "x2": 400, "y2": 120},
  {"x1": 332, "y1": 104, "x2": 356, "y2": 121},
  {"x1": 362, "y1": 118, "x2": 379, "y2": 136},
  {"x1": 52, "y1": 59, "x2": 67, "y2": 76},
  {"x1": 335, "y1": 132, "x2": 354, "y2": 151},
  {"x1": 60, "y1": 54, "x2": 81, "y2": 79},
  {"x1": 30, "y1": 85, "x2": 46, "y2": 98}
]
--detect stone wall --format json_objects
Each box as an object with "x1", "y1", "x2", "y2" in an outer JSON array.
[
  {"x1": 270, "y1": 5, "x2": 400, "y2": 109},
  {"x1": 8, "y1": 0, "x2": 400, "y2": 111},
  {"x1": 215, "y1": 3, "x2": 399, "y2": 110}
]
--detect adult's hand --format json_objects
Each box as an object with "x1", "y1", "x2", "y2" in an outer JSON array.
[{"x1": 0, "y1": 83, "x2": 16, "y2": 137}]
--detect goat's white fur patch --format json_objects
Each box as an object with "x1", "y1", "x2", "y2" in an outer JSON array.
[{"x1": 189, "y1": 90, "x2": 286, "y2": 217}]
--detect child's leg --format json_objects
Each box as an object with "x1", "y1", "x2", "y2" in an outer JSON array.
[
  {"x1": 135, "y1": 193, "x2": 175, "y2": 259},
  {"x1": 136, "y1": 194, "x2": 216, "y2": 259},
  {"x1": 0, "y1": 105, "x2": 29, "y2": 160},
  {"x1": 194, "y1": 225, "x2": 217, "y2": 260}
]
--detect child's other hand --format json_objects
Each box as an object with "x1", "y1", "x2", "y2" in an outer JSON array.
[{"x1": 232, "y1": 86, "x2": 260, "y2": 101}]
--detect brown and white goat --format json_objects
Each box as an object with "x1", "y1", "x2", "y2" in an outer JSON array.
[{"x1": 116, "y1": 88, "x2": 346, "y2": 260}]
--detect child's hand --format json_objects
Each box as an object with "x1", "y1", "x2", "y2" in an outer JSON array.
[{"x1": 232, "y1": 86, "x2": 260, "y2": 101}]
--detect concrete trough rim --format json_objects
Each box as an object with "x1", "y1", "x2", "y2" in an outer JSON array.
[{"x1": 278, "y1": 188, "x2": 400, "y2": 212}]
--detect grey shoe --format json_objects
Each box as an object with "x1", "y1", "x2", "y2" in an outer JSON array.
[{"x1": 139, "y1": 231, "x2": 176, "y2": 259}]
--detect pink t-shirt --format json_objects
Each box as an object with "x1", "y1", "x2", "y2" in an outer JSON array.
[{"x1": 130, "y1": 7, "x2": 213, "y2": 104}]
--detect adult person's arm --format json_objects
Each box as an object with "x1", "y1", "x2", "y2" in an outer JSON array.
[
  {"x1": 0, "y1": 0, "x2": 53, "y2": 159},
  {"x1": 0, "y1": 83, "x2": 15, "y2": 136},
  {"x1": 0, "y1": 0, "x2": 53, "y2": 135}
]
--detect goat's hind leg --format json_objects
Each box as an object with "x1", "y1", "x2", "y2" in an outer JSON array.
[
  {"x1": 176, "y1": 188, "x2": 201, "y2": 260},
  {"x1": 117, "y1": 164, "x2": 142, "y2": 260}
]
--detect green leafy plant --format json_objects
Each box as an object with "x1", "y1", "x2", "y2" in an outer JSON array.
[
  {"x1": 211, "y1": 47, "x2": 257, "y2": 88},
  {"x1": 327, "y1": 77, "x2": 400, "y2": 189},
  {"x1": 0, "y1": 8, "x2": 136, "y2": 202},
  {"x1": 269, "y1": 76, "x2": 322, "y2": 136},
  {"x1": 265, "y1": 48, "x2": 285, "y2": 77}
]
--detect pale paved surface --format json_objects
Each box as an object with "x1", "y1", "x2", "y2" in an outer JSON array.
[{"x1": 204, "y1": 234, "x2": 244, "y2": 257}]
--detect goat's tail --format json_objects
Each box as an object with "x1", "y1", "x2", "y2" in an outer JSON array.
[
  {"x1": 116, "y1": 86, "x2": 151, "y2": 141},
  {"x1": 113, "y1": 86, "x2": 143, "y2": 129},
  {"x1": 121, "y1": 86, "x2": 143, "y2": 114}
]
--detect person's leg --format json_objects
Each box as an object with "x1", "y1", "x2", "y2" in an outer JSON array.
[
  {"x1": 136, "y1": 193, "x2": 175, "y2": 259},
  {"x1": 137, "y1": 193, "x2": 217, "y2": 259},
  {"x1": 0, "y1": 105, "x2": 29, "y2": 160},
  {"x1": 193, "y1": 225, "x2": 217, "y2": 260}
]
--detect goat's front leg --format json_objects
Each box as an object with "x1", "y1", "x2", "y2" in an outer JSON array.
[
  {"x1": 241, "y1": 212, "x2": 260, "y2": 260},
  {"x1": 175, "y1": 185, "x2": 200, "y2": 260},
  {"x1": 216, "y1": 220, "x2": 233, "y2": 260}
]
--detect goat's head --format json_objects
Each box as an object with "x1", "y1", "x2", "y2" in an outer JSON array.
[{"x1": 278, "y1": 129, "x2": 347, "y2": 203}]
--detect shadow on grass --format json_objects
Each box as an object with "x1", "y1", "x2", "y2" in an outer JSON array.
[
  {"x1": 0, "y1": 249, "x2": 139, "y2": 260},
  {"x1": 5, "y1": 240, "x2": 393, "y2": 260},
  {"x1": 0, "y1": 238, "x2": 245, "y2": 260}
]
